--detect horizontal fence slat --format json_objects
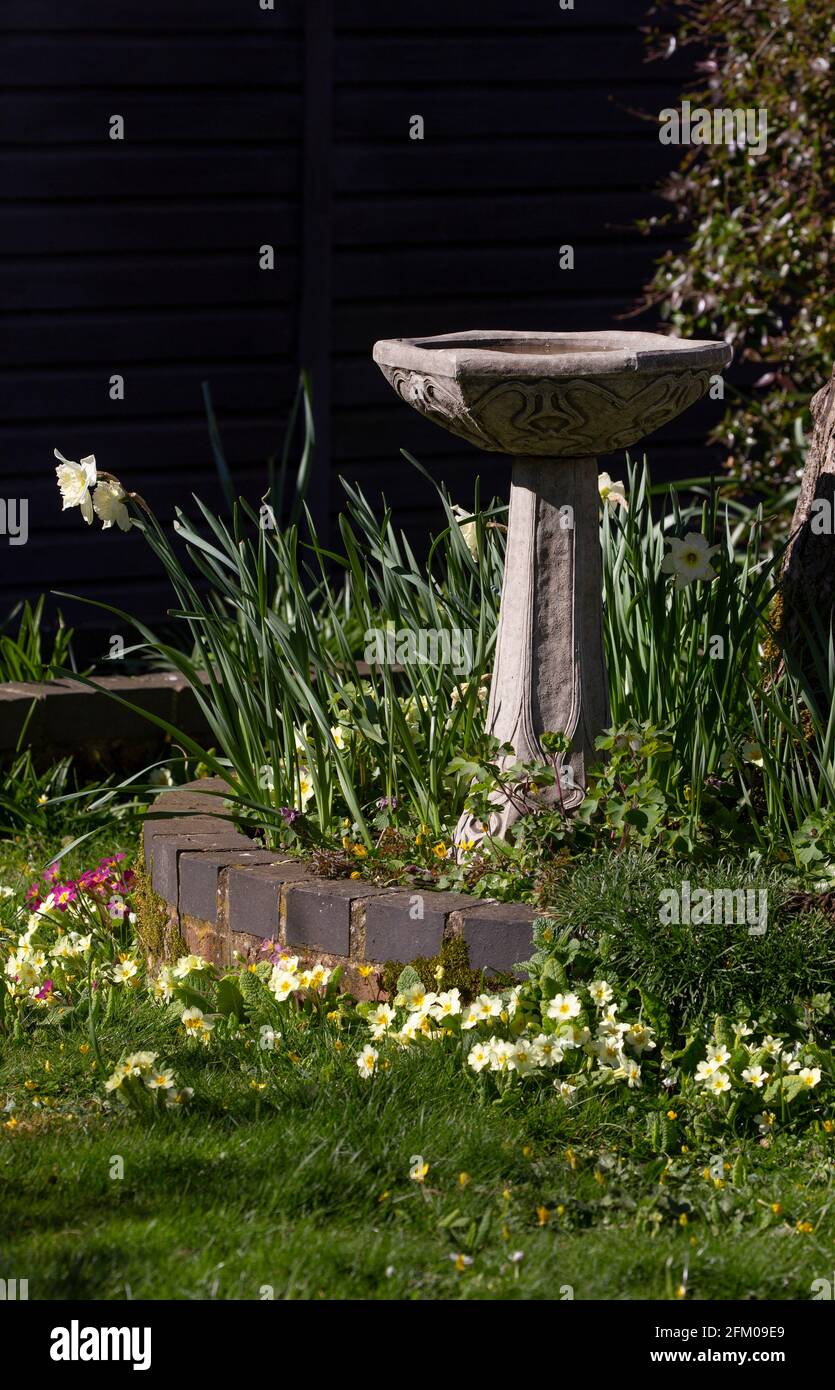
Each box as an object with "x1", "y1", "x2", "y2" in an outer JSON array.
[
  {"x1": 0, "y1": 150, "x2": 300, "y2": 199},
  {"x1": 335, "y1": 35, "x2": 688, "y2": 86},
  {"x1": 0, "y1": 36, "x2": 302, "y2": 89},
  {"x1": 333, "y1": 138, "x2": 675, "y2": 194},
  {"x1": 0, "y1": 0, "x2": 304, "y2": 31},
  {"x1": 0, "y1": 94, "x2": 302, "y2": 144},
  {"x1": 0, "y1": 254, "x2": 299, "y2": 311}
]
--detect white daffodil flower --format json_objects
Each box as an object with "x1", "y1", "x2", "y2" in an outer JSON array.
[
  {"x1": 55, "y1": 450, "x2": 97, "y2": 523},
  {"x1": 93, "y1": 479, "x2": 131, "y2": 531},
  {"x1": 451, "y1": 504, "x2": 478, "y2": 559},
  {"x1": 661, "y1": 532, "x2": 721, "y2": 590},
  {"x1": 598, "y1": 472, "x2": 628, "y2": 511}
]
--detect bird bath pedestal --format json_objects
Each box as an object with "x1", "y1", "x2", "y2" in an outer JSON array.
[{"x1": 373, "y1": 330, "x2": 732, "y2": 846}]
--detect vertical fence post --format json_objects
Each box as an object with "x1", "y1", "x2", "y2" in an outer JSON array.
[{"x1": 299, "y1": 0, "x2": 335, "y2": 542}]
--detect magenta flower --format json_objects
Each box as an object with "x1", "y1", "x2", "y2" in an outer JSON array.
[
  {"x1": 53, "y1": 883, "x2": 78, "y2": 910},
  {"x1": 35, "y1": 979, "x2": 54, "y2": 1000}
]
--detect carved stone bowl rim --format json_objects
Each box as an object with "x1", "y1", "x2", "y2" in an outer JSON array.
[{"x1": 373, "y1": 329, "x2": 733, "y2": 381}]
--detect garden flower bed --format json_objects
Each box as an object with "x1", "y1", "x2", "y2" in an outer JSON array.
[{"x1": 144, "y1": 777, "x2": 537, "y2": 989}]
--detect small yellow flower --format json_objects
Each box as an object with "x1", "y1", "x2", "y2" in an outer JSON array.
[
  {"x1": 411, "y1": 1160, "x2": 430, "y2": 1183},
  {"x1": 358, "y1": 965, "x2": 375, "y2": 979},
  {"x1": 326, "y1": 1009, "x2": 339, "y2": 1022},
  {"x1": 675, "y1": 1284, "x2": 686, "y2": 1300},
  {"x1": 43, "y1": 1060, "x2": 51, "y2": 1073},
  {"x1": 351, "y1": 844, "x2": 368, "y2": 858},
  {"x1": 666, "y1": 1110, "x2": 678, "y2": 1120},
  {"x1": 378, "y1": 1190, "x2": 390, "y2": 1203},
  {"x1": 24, "y1": 1080, "x2": 36, "y2": 1091},
  {"x1": 350, "y1": 871, "x2": 361, "y2": 880},
  {"x1": 566, "y1": 1147, "x2": 577, "y2": 1170},
  {"x1": 432, "y1": 842, "x2": 448, "y2": 860},
  {"x1": 37, "y1": 794, "x2": 49, "y2": 806},
  {"x1": 522, "y1": 1145, "x2": 532, "y2": 1159},
  {"x1": 556, "y1": 1205, "x2": 565, "y2": 1218},
  {"x1": 823, "y1": 1120, "x2": 834, "y2": 1134},
  {"x1": 4, "y1": 1117, "x2": 18, "y2": 1130},
  {"x1": 249, "y1": 1081, "x2": 267, "y2": 1092},
  {"x1": 334, "y1": 1040, "x2": 343, "y2": 1052},
  {"x1": 536, "y1": 1206, "x2": 550, "y2": 1227},
  {"x1": 771, "y1": 1203, "x2": 782, "y2": 1215},
  {"x1": 679, "y1": 1213, "x2": 688, "y2": 1227},
  {"x1": 796, "y1": 1220, "x2": 813, "y2": 1234},
  {"x1": 452, "y1": 1253, "x2": 471, "y2": 1272},
  {"x1": 458, "y1": 1172, "x2": 470, "y2": 1188},
  {"x1": 502, "y1": 1187, "x2": 512, "y2": 1203},
  {"x1": 594, "y1": 1170, "x2": 606, "y2": 1186},
  {"x1": 681, "y1": 1144, "x2": 689, "y2": 1153}
]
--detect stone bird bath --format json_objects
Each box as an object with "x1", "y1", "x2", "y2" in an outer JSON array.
[{"x1": 373, "y1": 329, "x2": 732, "y2": 846}]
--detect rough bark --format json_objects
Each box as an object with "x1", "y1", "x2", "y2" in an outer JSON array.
[{"x1": 779, "y1": 367, "x2": 835, "y2": 676}]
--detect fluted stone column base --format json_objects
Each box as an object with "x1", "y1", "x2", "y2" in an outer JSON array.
[{"x1": 455, "y1": 456, "x2": 610, "y2": 849}]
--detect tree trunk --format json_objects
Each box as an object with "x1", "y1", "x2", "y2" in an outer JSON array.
[{"x1": 778, "y1": 367, "x2": 835, "y2": 677}]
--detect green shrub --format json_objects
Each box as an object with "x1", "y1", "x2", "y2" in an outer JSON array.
[
  {"x1": 640, "y1": 0, "x2": 834, "y2": 489},
  {"x1": 533, "y1": 847, "x2": 835, "y2": 1029}
]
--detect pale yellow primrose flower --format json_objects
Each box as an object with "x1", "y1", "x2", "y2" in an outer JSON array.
[
  {"x1": 55, "y1": 450, "x2": 97, "y2": 523},
  {"x1": 546, "y1": 992, "x2": 582, "y2": 1022},
  {"x1": 181, "y1": 1006, "x2": 213, "y2": 1038},
  {"x1": 403, "y1": 983, "x2": 436, "y2": 1014},
  {"x1": 368, "y1": 1003, "x2": 396, "y2": 1033},
  {"x1": 467, "y1": 1042, "x2": 490, "y2": 1073},
  {"x1": 431, "y1": 989, "x2": 462, "y2": 1021},
  {"x1": 111, "y1": 959, "x2": 139, "y2": 985},
  {"x1": 269, "y1": 968, "x2": 298, "y2": 1002},
  {"x1": 356, "y1": 1044, "x2": 378, "y2": 1078},
  {"x1": 173, "y1": 954, "x2": 208, "y2": 979},
  {"x1": 798, "y1": 1067, "x2": 821, "y2": 1089}
]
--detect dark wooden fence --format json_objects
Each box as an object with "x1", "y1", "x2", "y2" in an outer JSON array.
[{"x1": 0, "y1": 0, "x2": 724, "y2": 638}]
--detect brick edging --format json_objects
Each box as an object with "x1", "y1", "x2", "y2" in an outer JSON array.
[
  {"x1": 142, "y1": 778, "x2": 536, "y2": 987},
  {"x1": 0, "y1": 673, "x2": 212, "y2": 766}
]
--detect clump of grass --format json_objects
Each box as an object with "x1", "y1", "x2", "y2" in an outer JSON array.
[{"x1": 535, "y1": 847, "x2": 835, "y2": 1028}]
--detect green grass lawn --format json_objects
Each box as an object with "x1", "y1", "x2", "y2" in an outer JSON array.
[
  {"x1": 2, "y1": 828, "x2": 834, "y2": 1302},
  {"x1": 2, "y1": 1004, "x2": 833, "y2": 1302}
]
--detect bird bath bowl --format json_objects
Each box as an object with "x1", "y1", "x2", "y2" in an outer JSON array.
[{"x1": 373, "y1": 329, "x2": 732, "y2": 847}]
